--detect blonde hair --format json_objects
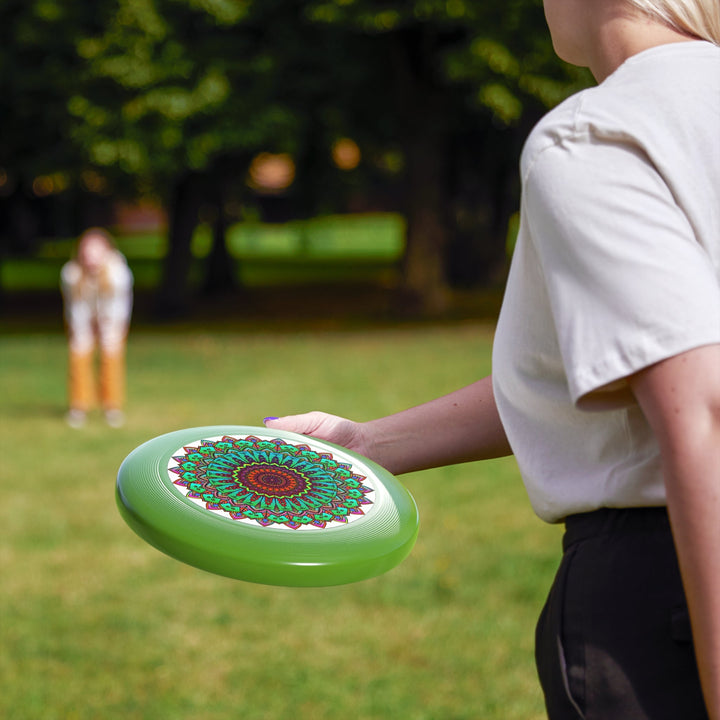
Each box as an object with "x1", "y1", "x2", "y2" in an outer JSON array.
[{"x1": 627, "y1": 0, "x2": 720, "y2": 44}]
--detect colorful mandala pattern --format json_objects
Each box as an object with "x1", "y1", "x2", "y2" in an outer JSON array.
[{"x1": 168, "y1": 435, "x2": 374, "y2": 530}]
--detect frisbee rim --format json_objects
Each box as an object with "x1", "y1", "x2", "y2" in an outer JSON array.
[{"x1": 116, "y1": 425, "x2": 419, "y2": 586}]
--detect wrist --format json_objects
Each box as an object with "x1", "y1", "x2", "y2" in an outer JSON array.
[{"x1": 358, "y1": 420, "x2": 399, "y2": 474}]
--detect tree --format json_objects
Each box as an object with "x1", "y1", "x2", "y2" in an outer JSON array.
[
  {"x1": 0, "y1": 0, "x2": 97, "y2": 256},
  {"x1": 0, "y1": 0, "x2": 592, "y2": 315},
  {"x1": 303, "y1": 0, "x2": 592, "y2": 312},
  {"x1": 69, "y1": 0, "x2": 369, "y2": 315}
]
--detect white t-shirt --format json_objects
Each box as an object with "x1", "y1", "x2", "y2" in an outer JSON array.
[
  {"x1": 492, "y1": 41, "x2": 720, "y2": 523},
  {"x1": 61, "y1": 250, "x2": 134, "y2": 353}
]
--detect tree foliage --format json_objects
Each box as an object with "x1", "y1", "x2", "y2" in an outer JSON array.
[{"x1": 0, "y1": 0, "x2": 593, "y2": 314}]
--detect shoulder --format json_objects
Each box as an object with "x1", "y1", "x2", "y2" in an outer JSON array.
[
  {"x1": 520, "y1": 91, "x2": 588, "y2": 181},
  {"x1": 520, "y1": 73, "x2": 643, "y2": 183},
  {"x1": 522, "y1": 41, "x2": 720, "y2": 184}
]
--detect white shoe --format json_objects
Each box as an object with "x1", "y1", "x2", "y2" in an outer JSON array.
[
  {"x1": 66, "y1": 409, "x2": 87, "y2": 429},
  {"x1": 104, "y1": 409, "x2": 125, "y2": 428}
]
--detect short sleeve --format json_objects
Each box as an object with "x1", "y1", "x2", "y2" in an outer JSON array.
[{"x1": 525, "y1": 135, "x2": 720, "y2": 407}]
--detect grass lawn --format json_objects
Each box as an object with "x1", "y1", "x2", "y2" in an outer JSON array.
[{"x1": 0, "y1": 322, "x2": 561, "y2": 719}]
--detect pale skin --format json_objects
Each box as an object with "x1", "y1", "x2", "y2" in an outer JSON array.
[
  {"x1": 266, "y1": 2, "x2": 719, "y2": 715},
  {"x1": 77, "y1": 230, "x2": 114, "y2": 275},
  {"x1": 266, "y1": 376, "x2": 511, "y2": 475},
  {"x1": 630, "y1": 345, "x2": 720, "y2": 719}
]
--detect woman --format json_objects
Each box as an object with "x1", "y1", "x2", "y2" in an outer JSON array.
[
  {"x1": 266, "y1": 1, "x2": 720, "y2": 717},
  {"x1": 61, "y1": 228, "x2": 133, "y2": 428}
]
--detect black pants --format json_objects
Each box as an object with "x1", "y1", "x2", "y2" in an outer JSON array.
[{"x1": 535, "y1": 507, "x2": 708, "y2": 719}]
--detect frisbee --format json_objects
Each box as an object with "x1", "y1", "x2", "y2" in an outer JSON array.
[{"x1": 116, "y1": 426, "x2": 419, "y2": 587}]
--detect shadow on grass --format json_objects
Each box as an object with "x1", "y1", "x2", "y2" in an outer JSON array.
[{"x1": 0, "y1": 282, "x2": 505, "y2": 335}]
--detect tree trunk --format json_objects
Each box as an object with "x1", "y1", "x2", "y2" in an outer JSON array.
[
  {"x1": 445, "y1": 123, "x2": 521, "y2": 288},
  {"x1": 402, "y1": 128, "x2": 450, "y2": 314},
  {"x1": 156, "y1": 172, "x2": 203, "y2": 319},
  {"x1": 392, "y1": 28, "x2": 451, "y2": 316},
  {"x1": 202, "y1": 182, "x2": 237, "y2": 297}
]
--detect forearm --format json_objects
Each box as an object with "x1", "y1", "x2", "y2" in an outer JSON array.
[
  {"x1": 664, "y1": 442, "x2": 720, "y2": 719},
  {"x1": 631, "y1": 345, "x2": 720, "y2": 718},
  {"x1": 360, "y1": 375, "x2": 512, "y2": 475}
]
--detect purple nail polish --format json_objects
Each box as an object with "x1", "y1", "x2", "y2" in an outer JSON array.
[{"x1": 263, "y1": 416, "x2": 279, "y2": 424}]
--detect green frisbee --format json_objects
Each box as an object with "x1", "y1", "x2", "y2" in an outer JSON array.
[{"x1": 116, "y1": 426, "x2": 419, "y2": 587}]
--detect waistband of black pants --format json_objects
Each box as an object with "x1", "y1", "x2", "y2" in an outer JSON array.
[{"x1": 563, "y1": 506, "x2": 670, "y2": 552}]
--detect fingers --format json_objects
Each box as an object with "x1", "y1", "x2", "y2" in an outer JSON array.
[
  {"x1": 263, "y1": 411, "x2": 327, "y2": 436},
  {"x1": 263, "y1": 412, "x2": 361, "y2": 451}
]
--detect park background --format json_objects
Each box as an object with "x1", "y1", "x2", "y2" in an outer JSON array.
[{"x1": 0, "y1": 1, "x2": 593, "y2": 718}]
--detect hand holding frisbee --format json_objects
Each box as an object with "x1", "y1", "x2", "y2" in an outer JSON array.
[{"x1": 116, "y1": 426, "x2": 419, "y2": 587}]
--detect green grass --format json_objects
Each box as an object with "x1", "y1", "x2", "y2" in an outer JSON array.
[{"x1": 0, "y1": 323, "x2": 561, "y2": 719}]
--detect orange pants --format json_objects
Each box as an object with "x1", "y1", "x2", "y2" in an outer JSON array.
[{"x1": 68, "y1": 346, "x2": 126, "y2": 412}]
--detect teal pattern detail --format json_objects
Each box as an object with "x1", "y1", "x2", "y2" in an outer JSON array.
[{"x1": 169, "y1": 436, "x2": 373, "y2": 529}]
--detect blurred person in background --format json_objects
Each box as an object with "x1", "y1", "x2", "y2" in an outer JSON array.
[{"x1": 61, "y1": 227, "x2": 133, "y2": 428}]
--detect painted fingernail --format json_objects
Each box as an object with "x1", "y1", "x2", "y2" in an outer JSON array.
[{"x1": 263, "y1": 416, "x2": 279, "y2": 424}]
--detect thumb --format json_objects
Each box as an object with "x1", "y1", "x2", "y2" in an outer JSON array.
[
  {"x1": 263, "y1": 412, "x2": 367, "y2": 457},
  {"x1": 263, "y1": 412, "x2": 326, "y2": 436}
]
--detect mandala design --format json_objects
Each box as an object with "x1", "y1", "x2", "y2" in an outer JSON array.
[{"x1": 168, "y1": 435, "x2": 374, "y2": 530}]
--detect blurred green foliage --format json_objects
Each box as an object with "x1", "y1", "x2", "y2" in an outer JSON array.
[
  {"x1": 0, "y1": 0, "x2": 591, "y2": 197},
  {"x1": 0, "y1": 0, "x2": 593, "y2": 311}
]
